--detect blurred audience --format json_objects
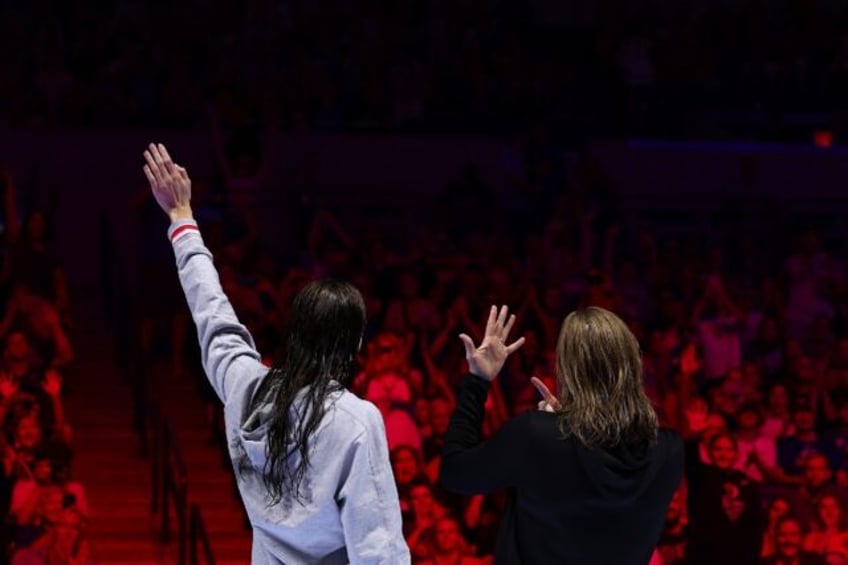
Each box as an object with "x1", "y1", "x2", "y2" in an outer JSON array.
[
  {"x1": 3, "y1": 2, "x2": 848, "y2": 139},
  {"x1": 0, "y1": 170, "x2": 87, "y2": 564}
]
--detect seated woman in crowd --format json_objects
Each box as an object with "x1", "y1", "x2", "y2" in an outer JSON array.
[
  {"x1": 7, "y1": 441, "x2": 90, "y2": 564},
  {"x1": 417, "y1": 517, "x2": 490, "y2": 565},
  {"x1": 0, "y1": 283, "x2": 73, "y2": 370},
  {"x1": 803, "y1": 494, "x2": 848, "y2": 561},
  {"x1": 761, "y1": 496, "x2": 794, "y2": 559},
  {"x1": 760, "y1": 516, "x2": 827, "y2": 565}
]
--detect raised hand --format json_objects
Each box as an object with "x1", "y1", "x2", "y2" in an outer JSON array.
[
  {"x1": 531, "y1": 376, "x2": 561, "y2": 412},
  {"x1": 0, "y1": 372, "x2": 18, "y2": 400},
  {"x1": 680, "y1": 343, "x2": 700, "y2": 376},
  {"x1": 459, "y1": 305, "x2": 525, "y2": 381},
  {"x1": 43, "y1": 369, "x2": 62, "y2": 397},
  {"x1": 142, "y1": 143, "x2": 193, "y2": 222}
]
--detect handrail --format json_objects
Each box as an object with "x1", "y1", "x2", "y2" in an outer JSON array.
[
  {"x1": 150, "y1": 400, "x2": 161, "y2": 515},
  {"x1": 160, "y1": 418, "x2": 190, "y2": 565},
  {"x1": 189, "y1": 504, "x2": 217, "y2": 565},
  {"x1": 148, "y1": 400, "x2": 220, "y2": 565},
  {"x1": 98, "y1": 212, "x2": 145, "y2": 455},
  {"x1": 104, "y1": 212, "x2": 220, "y2": 564}
]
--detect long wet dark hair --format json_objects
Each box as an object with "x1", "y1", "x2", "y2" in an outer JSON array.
[{"x1": 249, "y1": 279, "x2": 366, "y2": 505}]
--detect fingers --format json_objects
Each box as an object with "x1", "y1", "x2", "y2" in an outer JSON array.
[
  {"x1": 176, "y1": 165, "x2": 190, "y2": 182},
  {"x1": 530, "y1": 376, "x2": 554, "y2": 400},
  {"x1": 538, "y1": 400, "x2": 555, "y2": 413},
  {"x1": 149, "y1": 142, "x2": 161, "y2": 157},
  {"x1": 486, "y1": 304, "x2": 516, "y2": 337},
  {"x1": 143, "y1": 150, "x2": 163, "y2": 184},
  {"x1": 484, "y1": 305, "x2": 497, "y2": 337},
  {"x1": 144, "y1": 142, "x2": 180, "y2": 182},
  {"x1": 504, "y1": 336, "x2": 525, "y2": 355},
  {"x1": 158, "y1": 143, "x2": 178, "y2": 176},
  {"x1": 143, "y1": 164, "x2": 156, "y2": 186},
  {"x1": 531, "y1": 376, "x2": 561, "y2": 409},
  {"x1": 495, "y1": 305, "x2": 509, "y2": 332},
  {"x1": 148, "y1": 142, "x2": 164, "y2": 168},
  {"x1": 502, "y1": 313, "x2": 517, "y2": 340},
  {"x1": 458, "y1": 333, "x2": 476, "y2": 358}
]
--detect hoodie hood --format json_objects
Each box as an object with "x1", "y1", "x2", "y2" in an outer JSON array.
[
  {"x1": 577, "y1": 436, "x2": 667, "y2": 501},
  {"x1": 240, "y1": 393, "x2": 276, "y2": 469},
  {"x1": 238, "y1": 382, "x2": 343, "y2": 470}
]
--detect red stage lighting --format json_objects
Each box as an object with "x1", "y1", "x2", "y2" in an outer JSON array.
[{"x1": 814, "y1": 130, "x2": 833, "y2": 147}]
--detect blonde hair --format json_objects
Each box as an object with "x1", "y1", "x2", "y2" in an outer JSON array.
[{"x1": 555, "y1": 307, "x2": 658, "y2": 448}]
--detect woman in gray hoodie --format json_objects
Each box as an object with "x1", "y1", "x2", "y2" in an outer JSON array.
[{"x1": 143, "y1": 143, "x2": 409, "y2": 564}]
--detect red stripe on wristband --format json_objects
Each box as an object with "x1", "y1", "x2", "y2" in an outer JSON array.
[{"x1": 170, "y1": 223, "x2": 199, "y2": 243}]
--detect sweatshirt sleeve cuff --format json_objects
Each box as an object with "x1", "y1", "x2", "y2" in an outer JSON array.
[
  {"x1": 465, "y1": 373, "x2": 492, "y2": 393},
  {"x1": 167, "y1": 218, "x2": 200, "y2": 245}
]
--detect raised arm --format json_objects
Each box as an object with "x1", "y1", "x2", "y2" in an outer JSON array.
[
  {"x1": 143, "y1": 143, "x2": 264, "y2": 403},
  {"x1": 45, "y1": 304, "x2": 74, "y2": 368},
  {"x1": 440, "y1": 305, "x2": 528, "y2": 494},
  {"x1": 43, "y1": 369, "x2": 72, "y2": 443}
]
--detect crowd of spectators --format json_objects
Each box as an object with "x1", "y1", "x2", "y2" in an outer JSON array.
[
  {"x1": 0, "y1": 169, "x2": 91, "y2": 563},
  {"x1": 134, "y1": 136, "x2": 848, "y2": 564},
  {"x1": 2, "y1": 3, "x2": 847, "y2": 560},
  {"x1": 4, "y1": 1, "x2": 848, "y2": 139}
]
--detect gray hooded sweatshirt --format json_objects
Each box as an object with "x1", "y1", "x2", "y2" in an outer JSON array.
[{"x1": 168, "y1": 219, "x2": 410, "y2": 564}]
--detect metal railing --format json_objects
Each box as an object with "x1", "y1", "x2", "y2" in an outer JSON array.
[
  {"x1": 189, "y1": 504, "x2": 217, "y2": 565},
  {"x1": 159, "y1": 417, "x2": 189, "y2": 564},
  {"x1": 149, "y1": 400, "x2": 161, "y2": 515},
  {"x1": 147, "y1": 399, "x2": 220, "y2": 565},
  {"x1": 100, "y1": 215, "x2": 223, "y2": 564}
]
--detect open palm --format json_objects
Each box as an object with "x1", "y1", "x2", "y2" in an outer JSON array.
[{"x1": 460, "y1": 305, "x2": 525, "y2": 381}]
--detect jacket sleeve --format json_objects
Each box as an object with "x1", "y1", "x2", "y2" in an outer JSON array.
[
  {"x1": 337, "y1": 402, "x2": 411, "y2": 564},
  {"x1": 169, "y1": 219, "x2": 265, "y2": 403},
  {"x1": 439, "y1": 374, "x2": 529, "y2": 495}
]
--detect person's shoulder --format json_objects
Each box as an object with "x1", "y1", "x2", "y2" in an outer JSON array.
[
  {"x1": 516, "y1": 410, "x2": 582, "y2": 449},
  {"x1": 514, "y1": 409, "x2": 559, "y2": 432},
  {"x1": 329, "y1": 390, "x2": 384, "y2": 435},
  {"x1": 655, "y1": 428, "x2": 686, "y2": 470},
  {"x1": 657, "y1": 427, "x2": 684, "y2": 450}
]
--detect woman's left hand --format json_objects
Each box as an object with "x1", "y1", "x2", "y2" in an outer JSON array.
[
  {"x1": 459, "y1": 305, "x2": 525, "y2": 382},
  {"x1": 531, "y1": 376, "x2": 561, "y2": 412}
]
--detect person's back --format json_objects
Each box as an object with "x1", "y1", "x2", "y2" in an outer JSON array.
[
  {"x1": 440, "y1": 305, "x2": 685, "y2": 564},
  {"x1": 142, "y1": 143, "x2": 409, "y2": 564},
  {"x1": 442, "y1": 378, "x2": 682, "y2": 564},
  {"x1": 221, "y1": 370, "x2": 404, "y2": 563},
  {"x1": 509, "y1": 416, "x2": 680, "y2": 563}
]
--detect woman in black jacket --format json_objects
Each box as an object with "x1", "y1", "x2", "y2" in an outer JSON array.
[{"x1": 439, "y1": 305, "x2": 684, "y2": 564}]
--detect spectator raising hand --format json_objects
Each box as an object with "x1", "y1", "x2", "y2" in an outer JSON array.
[
  {"x1": 42, "y1": 369, "x2": 61, "y2": 397},
  {"x1": 0, "y1": 372, "x2": 18, "y2": 400}
]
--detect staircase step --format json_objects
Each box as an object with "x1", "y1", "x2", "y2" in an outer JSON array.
[{"x1": 63, "y1": 301, "x2": 252, "y2": 564}]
